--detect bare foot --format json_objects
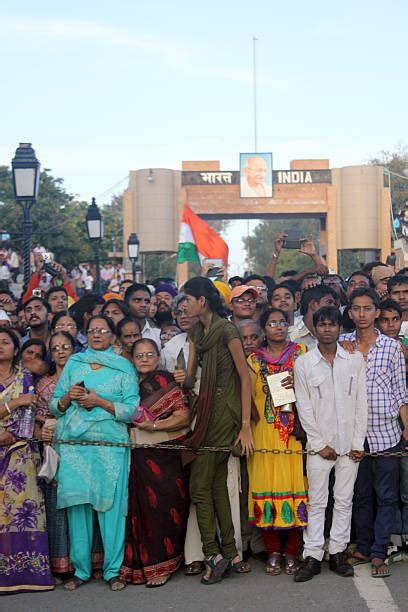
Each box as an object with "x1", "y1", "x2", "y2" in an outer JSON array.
[
  {"x1": 146, "y1": 574, "x2": 171, "y2": 588},
  {"x1": 64, "y1": 577, "x2": 86, "y2": 591}
]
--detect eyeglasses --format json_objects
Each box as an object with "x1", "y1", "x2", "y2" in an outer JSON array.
[
  {"x1": 233, "y1": 297, "x2": 256, "y2": 304},
  {"x1": 134, "y1": 351, "x2": 157, "y2": 360},
  {"x1": 265, "y1": 321, "x2": 289, "y2": 328},
  {"x1": 51, "y1": 344, "x2": 73, "y2": 352},
  {"x1": 348, "y1": 280, "x2": 369, "y2": 288},
  {"x1": 175, "y1": 309, "x2": 188, "y2": 316},
  {"x1": 88, "y1": 328, "x2": 111, "y2": 335},
  {"x1": 160, "y1": 331, "x2": 179, "y2": 339},
  {"x1": 55, "y1": 323, "x2": 77, "y2": 331}
]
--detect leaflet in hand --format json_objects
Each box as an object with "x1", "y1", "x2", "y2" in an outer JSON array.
[{"x1": 266, "y1": 372, "x2": 296, "y2": 407}]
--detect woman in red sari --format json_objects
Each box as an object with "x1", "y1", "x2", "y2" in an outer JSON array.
[{"x1": 120, "y1": 339, "x2": 190, "y2": 587}]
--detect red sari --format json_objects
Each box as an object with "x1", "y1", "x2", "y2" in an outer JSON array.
[{"x1": 120, "y1": 371, "x2": 190, "y2": 583}]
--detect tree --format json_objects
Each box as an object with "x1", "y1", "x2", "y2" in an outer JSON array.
[
  {"x1": 243, "y1": 218, "x2": 320, "y2": 276},
  {"x1": 369, "y1": 145, "x2": 408, "y2": 216}
]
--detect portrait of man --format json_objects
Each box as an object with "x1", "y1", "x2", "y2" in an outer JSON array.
[{"x1": 240, "y1": 152, "x2": 273, "y2": 198}]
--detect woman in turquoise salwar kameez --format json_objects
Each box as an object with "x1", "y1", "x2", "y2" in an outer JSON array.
[{"x1": 50, "y1": 315, "x2": 140, "y2": 592}]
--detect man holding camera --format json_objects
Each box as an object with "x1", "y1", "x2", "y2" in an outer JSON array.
[{"x1": 22, "y1": 253, "x2": 77, "y2": 304}]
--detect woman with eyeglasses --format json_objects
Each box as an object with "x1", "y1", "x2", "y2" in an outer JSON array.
[
  {"x1": 121, "y1": 339, "x2": 190, "y2": 588},
  {"x1": 35, "y1": 331, "x2": 103, "y2": 581},
  {"x1": 51, "y1": 312, "x2": 86, "y2": 352},
  {"x1": 50, "y1": 315, "x2": 140, "y2": 592},
  {"x1": 247, "y1": 308, "x2": 308, "y2": 576}
]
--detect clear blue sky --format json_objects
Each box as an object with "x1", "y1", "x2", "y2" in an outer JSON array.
[{"x1": 1, "y1": 1, "x2": 406, "y2": 270}]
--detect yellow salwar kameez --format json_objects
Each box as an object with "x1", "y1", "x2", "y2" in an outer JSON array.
[{"x1": 247, "y1": 344, "x2": 308, "y2": 531}]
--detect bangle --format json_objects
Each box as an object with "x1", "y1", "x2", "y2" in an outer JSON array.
[
  {"x1": 242, "y1": 420, "x2": 250, "y2": 425},
  {"x1": 58, "y1": 400, "x2": 66, "y2": 412},
  {"x1": 4, "y1": 402, "x2": 11, "y2": 415}
]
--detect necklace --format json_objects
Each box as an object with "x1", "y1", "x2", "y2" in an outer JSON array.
[{"x1": 0, "y1": 368, "x2": 15, "y2": 386}]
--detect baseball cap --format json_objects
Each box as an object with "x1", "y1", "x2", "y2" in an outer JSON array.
[{"x1": 230, "y1": 285, "x2": 259, "y2": 301}]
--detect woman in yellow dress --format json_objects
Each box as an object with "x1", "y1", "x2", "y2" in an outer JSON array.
[{"x1": 247, "y1": 307, "x2": 308, "y2": 576}]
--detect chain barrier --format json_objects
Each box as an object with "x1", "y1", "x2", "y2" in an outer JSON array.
[{"x1": 31, "y1": 438, "x2": 408, "y2": 458}]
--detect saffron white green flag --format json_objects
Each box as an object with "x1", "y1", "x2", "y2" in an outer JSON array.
[{"x1": 177, "y1": 204, "x2": 228, "y2": 266}]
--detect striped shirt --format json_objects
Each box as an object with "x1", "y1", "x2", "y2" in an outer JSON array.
[{"x1": 340, "y1": 331, "x2": 406, "y2": 452}]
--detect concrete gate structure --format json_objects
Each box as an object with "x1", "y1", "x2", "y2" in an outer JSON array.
[{"x1": 122, "y1": 158, "x2": 392, "y2": 279}]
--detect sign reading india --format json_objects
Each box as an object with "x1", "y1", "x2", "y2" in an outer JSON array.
[{"x1": 182, "y1": 169, "x2": 332, "y2": 186}]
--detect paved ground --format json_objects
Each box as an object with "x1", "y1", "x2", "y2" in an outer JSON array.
[{"x1": 6, "y1": 557, "x2": 408, "y2": 612}]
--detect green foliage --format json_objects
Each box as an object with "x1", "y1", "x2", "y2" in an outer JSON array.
[
  {"x1": 243, "y1": 218, "x2": 320, "y2": 276},
  {"x1": 0, "y1": 165, "x2": 125, "y2": 270},
  {"x1": 369, "y1": 145, "x2": 408, "y2": 216}
]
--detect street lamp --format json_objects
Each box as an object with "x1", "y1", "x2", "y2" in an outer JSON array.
[
  {"x1": 127, "y1": 233, "x2": 140, "y2": 281},
  {"x1": 86, "y1": 197, "x2": 104, "y2": 294},
  {"x1": 11, "y1": 143, "x2": 41, "y2": 288}
]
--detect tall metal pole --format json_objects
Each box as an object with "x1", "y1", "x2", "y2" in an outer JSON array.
[
  {"x1": 93, "y1": 243, "x2": 101, "y2": 294},
  {"x1": 22, "y1": 201, "x2": 33, "y2": 289},
  {"x1": 253, "y1": 36, "x2": 258, "y2": 153},
  {"x1": 131, "y1": 259, "x2": 136, "y2": 282}
]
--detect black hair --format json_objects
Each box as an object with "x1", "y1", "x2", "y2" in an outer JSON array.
[
  {"x1": 69, "y1": 294, "x2": 105, "y2": 331},
  {"x1": 361, "y1": 261, "x2": 386, "y2": 275},
  {"x1": 124, "y1": 283, "x2": 152, "y2": 304},
  {"x1": 398, "y1": 267, "x2": 408, "y2": 276},
  {"x1": 243, "y1": 274, "x2": 266, "y2": 284},
  {"x1": 260, "y1": 307, "x2": 288, "y2": 329},
  {"x1": 349, "y1": 287, "x2": 380, "y2": 309},
  {"x1": 378, "y1": 299, "x2": 402, "y2": 318},
  {"x1": 387, "y1": 274, "x2": 408, "y2": 293},
  {"x1": 87, "y1": 314, "x2": 116, "y2": 335},
  {"x1": 50, "y1": 331, "x2": 76, "y2": 351},
  {"x1": 271, "y1": 283, "x2": 296, "y2": 300},
  {"x1": 263, "y1": 275, "x2": 276, "y2": 298},
  {"x1": 46, "y1": 286, "x2": 68, "y2": 299},
  {"x1": 21, "y1": 338, "x2": 47, "y2": 360},
  {"x1": 347, "y1": 270, "x2": 373, "y2": 288},
  {"x1": 102, "y1": 299, "x2": 130, "y2": 318},
  {"x1": 313, "y1": 305, "x2": 342, "y2": 328},
  {"x1": 24, "y1": 296, "x2": 51, "y2": 313},
  {"x1": 116, "y1": 317, "x2": 141, "y2": 337},
  {"x1": 51, "y1": 311, "x2": 77, "y2": 331},
  {"x1": 0, "y1": 288, "x2": 16, "y2": 301},
  {"x1": 229, "y1": 276, "x2": 243, "y2": 285},
  {"x1": 183, "y1": 277, "x2": 227, "y2": 318},
  {"x1": 279, "y1": 270, "x2": 298, "y2": 277},
  {"x1": 132, "y1": 337, "x2": 160, "y2": 356},
  {"x1": 300, "y1": 285, "x2": 337, "y2": 316},
  {"x1": 0, "y1": 326, "x2": 20, "y2": 367}
]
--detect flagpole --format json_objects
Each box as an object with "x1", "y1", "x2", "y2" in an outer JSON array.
[{"x1": 253, "y1": 36, "x2": 258, "y2": 153}]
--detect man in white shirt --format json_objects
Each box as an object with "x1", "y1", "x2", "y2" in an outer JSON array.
[
  {"x1": 293, "y1": 306, "x2": 367, "y2": 582},
  {"x1": 289, "y1": 285, "x2": 337, "y2": 350}
]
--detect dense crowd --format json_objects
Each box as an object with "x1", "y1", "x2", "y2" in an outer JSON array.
[{"x1": 1, "y1": 233, "x2": 408, "y2": 595}]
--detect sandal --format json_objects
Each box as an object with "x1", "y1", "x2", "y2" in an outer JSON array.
[
  {"x1": 348, "y1": 551, "x2": 370, "y2": 566},
  {"x1": 284, "y1": 556, "x2": 300, "y2": 575},
  {"x1": 146, "y1": 574, "x2": 171, "y2": 588},
  {"x1": 371, "y1": 560, "x2": 391, "y2": 578},
  {"x1": 64, "y1": 576, "x2": 87, "y2": 591},
  {"x1": 228, "y1": 557, "x2": 251, "y2": 574},
  {"x1": 184, "y1": 561, "x2": 204, "y2": 576},
  {"x1": 201, "y1": 555, "x2": 230, "y2": 585},
  {"x1": 265, "y1": 553, "x2": 282, "y2": 576},
  {"x1": 108, "y1": 576, "x2": 126, "y2": 591}
]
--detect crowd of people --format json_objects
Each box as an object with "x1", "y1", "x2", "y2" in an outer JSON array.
[{"x1": 1, "y1": 232, "x2": 408, "y2": 596}]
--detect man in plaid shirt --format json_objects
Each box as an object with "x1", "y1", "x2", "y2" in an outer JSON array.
[{"x1": 341, "y1": 288, "x2": 406, "y2": 578}]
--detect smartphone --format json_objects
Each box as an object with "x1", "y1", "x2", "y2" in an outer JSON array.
[
  {"x1": 77, "y1": 381, "x2": 86, "y2": 388},
  {"x1": 204, "y1": 258, "x2": 224, "y2": 268},
  {"x1": 207, "y1": 267, "x2": 223, "y2": 278},
  {"x1": 283, "y1": 230, "x2": 303, "y2": 249}
]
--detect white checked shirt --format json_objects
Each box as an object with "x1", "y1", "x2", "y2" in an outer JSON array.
[{"x1": 340, "y1": 330, "x2": 406, "y2": 452}]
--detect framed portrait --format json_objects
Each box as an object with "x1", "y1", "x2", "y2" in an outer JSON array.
[{"x1": 240, "y1": 152, "x2": 273, "y2": 198}]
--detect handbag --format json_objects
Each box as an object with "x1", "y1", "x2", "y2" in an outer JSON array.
[{"x1": 38, "y1": 444, "x2": 59, "y2": 483}]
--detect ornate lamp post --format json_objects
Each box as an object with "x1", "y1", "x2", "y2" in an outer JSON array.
[
  {"x1": 127, "y1": 233, "x2": 140, "y2": 282},
  {"x1": 11, "y1": 143, "x2": 40, "y2": 288},
  {"x1": 86, "y1": 197, "x2": 104, "y2": 294}
]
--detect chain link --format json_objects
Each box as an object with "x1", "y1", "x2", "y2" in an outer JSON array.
[{"x1": 30, "y1": 438, "x2": 408, "y2": 458}]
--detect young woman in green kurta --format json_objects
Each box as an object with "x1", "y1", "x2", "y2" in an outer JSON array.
[
  {"x1": 50, "y1": 315, "x2": 140, "y2": 592},
  {"x1": 183, "y1": 277, "x2": 254, "y2": 585}
]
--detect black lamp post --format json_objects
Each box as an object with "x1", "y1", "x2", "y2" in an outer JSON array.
[
  {"x1": 86, "y1": 197, "x2": 104, "y2": 294},
  {"x1": 11, "y1": 143, "x2": 41, "y2": 289},
  {"x1": 127, "y1": 233, "x2": 140, "y2": 282}
]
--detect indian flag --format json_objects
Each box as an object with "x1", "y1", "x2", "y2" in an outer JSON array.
[{"x1": 177, "y1": 204, "x2": 229, "y2": 266}]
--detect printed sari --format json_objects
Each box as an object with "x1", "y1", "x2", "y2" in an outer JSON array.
[
  {"x1": 0, "y1": 368, "x2": 54, "y2": 594},
  {"x1": 121, "y1": 371, "x2": 190, "y2": 584}
]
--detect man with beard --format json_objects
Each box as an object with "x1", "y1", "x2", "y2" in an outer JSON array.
[
  {"x1": 124, "y1": 283, "x2": 161, "y2": 346},
  {"x1": 21, "y1": 297, "x2": 51, "y2": 347},
  {"x1": 155, "y1": 283, "x2": 178, "y2": 326},
  {"x1": 237, "y1": 319, "x2": 263, "y2": 357}
]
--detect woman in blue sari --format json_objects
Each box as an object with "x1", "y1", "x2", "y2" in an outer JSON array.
[{"x1": 50, "y1": 314, "x2": 140, "y2": 592}]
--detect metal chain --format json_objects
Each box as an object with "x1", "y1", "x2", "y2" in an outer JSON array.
[{"x1": 32, "y1": 438, "x2": 408, "y2": 458}]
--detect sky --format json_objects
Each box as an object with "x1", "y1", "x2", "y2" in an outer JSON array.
[{"x1": 1, "y1": 0, "x2": 407, "y2": 272}]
